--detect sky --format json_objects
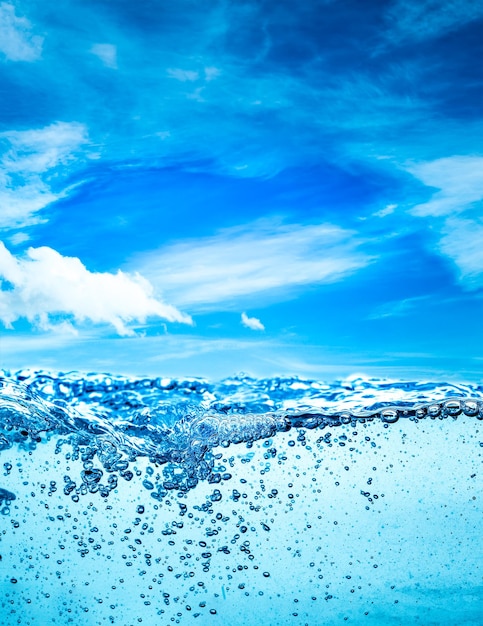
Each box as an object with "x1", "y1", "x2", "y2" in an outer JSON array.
[{"x1": 0, "y1": 0, "x2": 482, "y2": 381}]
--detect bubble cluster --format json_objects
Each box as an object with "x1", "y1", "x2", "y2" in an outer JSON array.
[{"x1": 1, "y1": 373, "x2": 482, "y2": 501}]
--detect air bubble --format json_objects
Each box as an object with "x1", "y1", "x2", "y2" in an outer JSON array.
[{"x1": 381, "y1": 410, "x2": 398, "y2": 424}]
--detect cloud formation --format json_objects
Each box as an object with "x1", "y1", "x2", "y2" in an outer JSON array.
[
  {"x1": 438, "y1": 217, "x2": 483, "y2": 289},
  {"x1": 0, "y1": 2, "x2": 43, "y2": 62},
  {"x1": 385, "y1": 0, "x2": 483, "y2": 43},
  {"x1": 167, "y1": 68, "x2": 199, "y2": 82},
  {"x1": 0, "y1": 242, "x2": 191, "y2": 335},
  {"x1": 0, "y1": 0, "x2": 479, "y2": 187},
  {"x1": 90, "y1": 43, "x2": 117, "y2": 69},
  {"x1": 408, "y1": 156, "x2": 483, "y2": 217},
  {"x1": 0, "y1": 0, "x2": 480, "y2": 378},
  {"x1": 407, "y1": 154, "x2": 483, "y2": 289},
  {"x1": 0, "y1": 121, "x2": 88, "y2": 229},
  {"x1": 135, "y1": 219, "x2": 372, "y2": 309},
  {"x1": 241, "y1": 312, "x2": 265, "y2": 331}
]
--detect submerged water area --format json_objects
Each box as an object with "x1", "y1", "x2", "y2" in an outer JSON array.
[{"x1": 0, "y1": 371, "x2": 482, "y2": 625}]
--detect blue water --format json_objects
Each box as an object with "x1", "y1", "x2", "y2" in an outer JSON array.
[{"x1": 0, "y1": 371, "x2": 482, "y2": 625}]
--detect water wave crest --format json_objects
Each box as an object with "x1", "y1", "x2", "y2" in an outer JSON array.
[{"x1": 1, "y1": 370, "x2": 482, "y2": 498}]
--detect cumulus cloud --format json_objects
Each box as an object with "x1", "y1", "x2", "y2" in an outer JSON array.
[
  {"x1": 90, "y1": 43, "x2": 117, "y2": 69},
  {"x1": 0, "y1": 121, "x2": 88, "y2": 229},
  {"x1": 0, "y1": 242, "x2": 192, "y2": 335},
  {"x1": 241, "y1": 312, "x2": 265, "y2": 331},
  {"x1": 0, "y1": 2, "x2": 43, "y2": 62},
  {"x1": 134, "y1": 219, "x2": 372, "y2": 309},
  {"x1": 408, "y1": 156, "x2": 483, "y2": 217}
]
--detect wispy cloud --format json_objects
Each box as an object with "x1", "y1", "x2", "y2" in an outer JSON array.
[
  {"x1": 1, "y1": 121, "x2": 87, "y2": 173},
  {"x1": 0, "y1": 121, "x2": 88, "y2": 229},
  {"x1": 204, "y1": 66, "x2": 221, "y2": 81},
  {"x1": 373, "y1": 204, "x2": 397, "y2": 218},
  {"x1": 241, "y1": 312, "x2": 265, "y2": 331},
  {"x1": 90, "y1": 43, "x2": 117, "y2": 69},
  {"x1": 0, "y1": 0, "x2": 471, "y2": 186},
  {"x1": 134, "y1": 219, "x2": 373, "y2": 309},
  {"x1": 0, "y1": 0, "x2": 436, "y2": 181},
  {"x1": 0, "y1": 2, "x2": 43, "y2": 62},
  {"x1": 408, "y1": 156, "x2": 483, "y2": 217},
  {"x1": 385, "y1": 0, "x2": 483, "y2": 44},
  {"x1": 368, "y1": 295, "x2": 431, "y2": 319},
  {"x1": 406, "y1": 155, "x2": 483, "y2": 290},
  {"x1": 8, "y1": 232, "x2": 30, "y2": 246},
  {"x1": 438, "y1": 216, "x2": 483, "y2": 289},
  {"x1": 0, "y1": 242, "x2": 191, "y2": 335},
  {"x1": 167, "y1": 68, "x2": 199, "y2": 82}
]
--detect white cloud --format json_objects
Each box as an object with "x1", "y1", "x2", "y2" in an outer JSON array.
[
  {"x1": 90, "y1": 43, "x2": 117, "y2": 69},
  {"x1": 0, "y1": 121, "x2": 88, "y2": 229},
  {"x1": 373, "y1": 203, "x2": 397, "y2": 218},
  {"x1": 408, "y1": 156, "x2": 483, "y2": 217},
  {"x1": 0, "y1": 242, "x2": 192, "y2": 335},
  {"x1": 0, "y1": 2, "x2": 43, "y2": 62},
  {"x1": 8, "y1": 232, "x2": 30, "y2": 245},
  {"x1": 241, "y1": 312, "x2": 265, "y2": 331},
  {"x1": 0, "y1": 184, "x2": 55, "y2": 228},
  {"x1": 134, "y1": 219, "x2": 372, "y2": 309},
  {"x1": 1, "y1": 121, "x2": 88, "y2": 173},
  {"x1": 406, "y1": 155, "x2": 483, "y2": 289},
  {"x1": 438, "y1": 217, "x2": 483, "y2": 289}
]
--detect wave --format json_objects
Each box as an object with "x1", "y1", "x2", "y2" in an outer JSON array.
[{"x1": 1, "y1": 370, "x2": 482, "y2": 500}]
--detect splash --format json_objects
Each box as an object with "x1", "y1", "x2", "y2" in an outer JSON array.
[{"x1": 1, "y1": 371, "x2": 482, "y2": 499}]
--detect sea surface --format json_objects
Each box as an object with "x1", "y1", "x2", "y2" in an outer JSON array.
[{"x1": 0, "y1": 370, "x2": 482, "y2": 625}]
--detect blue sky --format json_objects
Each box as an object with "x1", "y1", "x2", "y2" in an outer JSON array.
[{"x1": 0, "y1": 0, "x2": 482, "y2": 380}]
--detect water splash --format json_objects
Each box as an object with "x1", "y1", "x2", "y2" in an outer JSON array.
[{"x1": 1, "y1": 370, "x2": 482, "y2": 499}]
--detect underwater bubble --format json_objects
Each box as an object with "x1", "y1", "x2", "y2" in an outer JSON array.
[
  {"x1": 444, "y1": 400, "x2": 462, "y2": 417},
  {"x1": 463, "y1": 401, "x2": 479, "y2": 416}
]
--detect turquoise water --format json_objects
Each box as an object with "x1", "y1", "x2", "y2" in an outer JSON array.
[{"x1": 0, "y1": 371, "x2": 482, "y2": 625}]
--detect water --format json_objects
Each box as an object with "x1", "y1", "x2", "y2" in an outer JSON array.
[{"x1": 0, "y1": 370, "x2": 482, "y2": 625}]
